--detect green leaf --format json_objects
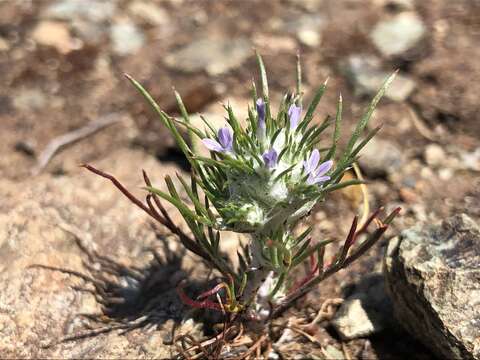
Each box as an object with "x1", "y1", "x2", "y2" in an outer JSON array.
[
  {"x1": 340, "y1": 72, "x2": 396, "y2": 165},
  {"x1": 325, "y1": 94, "x2": 343, "y2": 161},
  {"x1": 323, "y1": 179, "x2": 366, "y2": 193},
  {"x1": 291, "y1": 239, "x2": 334, "y2": 268},
  {"x1": 296, "y1": 52, "x2": 302, "y2": 97},
  {"x1": 145, "y1": 184, "x2": 212, "y2": 227},
  {"x1": 298, "y1": 78, "x2": 328, "y2": 132}
]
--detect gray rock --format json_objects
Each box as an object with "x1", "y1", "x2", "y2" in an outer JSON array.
[
  {"x1": 370, "y1": 12, "x2": 426, "y2": 57},
  {"x1": 284, "y1": 14, "x2": 325, "y2": 47},
  {"x1": 332, "y1": 273, "x2": 393, "y2": 340},
  {"x1": 164, "y1": 37, "x2": 251, "y2": 76},
  {"x1": 343, "y1": 55, "x2": 416, "y2": 102},
  {"x1": 358, "y1": 137, "x2": 405, "y2": 178},
  {"x1": 384, "y1": 214, "x2": 480, "y2": 360},
  {"x1": 110, "y1": 21, "x2": 145, "y2": 56},
  {"x1": 43, "y1": 0, "x2": 117, "y2": 23}
]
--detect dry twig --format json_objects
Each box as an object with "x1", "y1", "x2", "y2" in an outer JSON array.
[{"x1": 33, "y1": 114, "x2": 122, "y2": 175}]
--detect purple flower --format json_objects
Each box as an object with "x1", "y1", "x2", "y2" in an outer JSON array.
[
  {"x1": 288, "y1": 104, "x2": 301, "y2": 130},
  {"x1": 303, "y1": 149, "x2": 320, "y2": 174},
  {"x1": 262, "y1": 148, "x2": 278, "y2": 169},
  {"x1": 304, "y1": 149, "x2": 333, "y2": 185},
  {"x1": 202, "y1": 127, "x2": 233, "y2": 153},
  {"x1": 256, "y1": 98, "x2": 266, "y2": 131}
]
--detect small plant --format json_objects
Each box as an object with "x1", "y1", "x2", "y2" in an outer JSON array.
[{"x1": 84, "y1": 53, "x2": 399, "y2": 326}]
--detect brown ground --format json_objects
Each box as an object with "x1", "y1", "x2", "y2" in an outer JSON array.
[{"x1": 0, "y1": 0, "x2": 478, "y2": 358}]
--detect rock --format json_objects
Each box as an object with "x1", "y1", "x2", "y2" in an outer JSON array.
[
  {"x1": 321, "y1": 345, "x2": 344, "y2": 360},
  {"x1": 460, "y1": 148, "x2": 480, "y2": 172},
  {"x1": 370, "y1": 12, "x2": 426, "y2": 57},
  {"x1": 410, "y1": 1, "x2": 479, "y2": 134},
  {"x1": 331, "y1": 273, "x2": 393, "y2": 340},
  {"x1": 43, "y1": 0, "x2": 116, "y2": 23},
  {"x1": 13, "y1": 88, "x2": 47, "y2": 112},
  {"x1": 71, "y1": 20, "x2": 106, "y2": 45},
  {"x1": 253, "y1": 34, "x2": 296, "y2": 53},
  {"x1": 110, "y1": 21, "x2": 145, "y2": 56},
  {"x1": 284, "y1": 14, "x2": 325, "y2": 47},
  {"x1": 287, "y1": 0, "x2": 324, "y2": 12},
  {"x1": 358, "y1": 137, "x2": 405, "y2": 178},
  {"x1": 384, "y1": 214, "x2": 480, "y2": 360},
  {"x1": 343, "y1": 55, "x2": 416, "y2": 101},
  {"x1": 0, "y1": 149, "x2": 202, "y2": 357},
  {"x1": 0, "y1": 36, "x2": 9, "y2": 51},
  {"x1": 164, "y1": 37, "x2": 251, "y2": 76},
  {"x1": 31, "y1": 21, "x2": 79, "y2": 54},
  {"x1": 297, "y1": 29, "x2": 321, "y2": 47},
  {"x1": 424, "y1": 143, "x2": 446, "y2": 167},
  {"x1": 332, "y1": 297, "x2": 379, "y2": 340},
  {"x1": 128, "y1": 1, "x2": 169, "y2": 26}
]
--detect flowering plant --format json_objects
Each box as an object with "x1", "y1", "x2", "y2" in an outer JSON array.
[{"x1": 84, "y1": 54, "x2": 399, "y2": 324}]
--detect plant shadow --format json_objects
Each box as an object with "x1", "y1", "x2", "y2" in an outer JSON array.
[{"x1": 33, "y1": 225, "x2": 220, "y2": 348}]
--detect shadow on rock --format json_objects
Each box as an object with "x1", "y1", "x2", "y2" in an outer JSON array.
[{"x1": 30, "y1": 226, "x2": 217, "y2": 347}]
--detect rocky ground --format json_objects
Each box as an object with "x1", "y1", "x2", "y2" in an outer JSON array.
[{"x1": 0, "y1": 0, "x2": 479, "y2": 358}]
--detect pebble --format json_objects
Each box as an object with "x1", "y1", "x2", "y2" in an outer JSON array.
[
  {"x1": 128, "y1": 1, "x2": 169, "y2": 26},
  {"x1": 164, "y1": 37, "x2": 251, "y2": 76},
  {"x1": 321, "y1": 345, "x2": 344, "y2": 360},
  {"x1": 110, "y1": 21, "x2": 145, "y2": 56},
  {"x1": 31, "y1": 21, "x2": 79, "y2": 54},
  {"x1": 358, "y1": 137, "x2": 405, "y2": 178},
  {"x1": 370, "y1": 12, "x2": 426, "y2": 56},
  {"x1": 343, "y1": 55, "x2": 416, "y2": 101},
  {"x1": 331, "y1": 274, "x2": 392, "y2": 340},
  {"x1": 284, "y1": 14, "x2": 325, "y2": 48},
  {"x1": 0, "y1": 36, "x2": 10, "y2": 51},
  {"x1": 13, "y1": 88, "x2": 47, "y2": 111},
  {"x1": 460, "y1": 148, "x2": 480, "y2": 171},
  {"x1": 297, "y1": 29, "x2": 321, "y2": 47},
  {"x1": 43, "y1": 0, "x2": 116, "y2": 23},
  {"x1": 424, "y1": 143, "x2": 446, "y2": 167}
]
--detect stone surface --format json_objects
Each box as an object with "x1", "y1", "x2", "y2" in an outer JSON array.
[
  {"x1": 370, "y1": 12, "x2": 426, "y2": 56},
  {"x1": 31, "y1": 21, "x2": 78, "y2": 54},
  {"x1": 12, "y1": 88, "x2": 47, "y2": 112},
  {"x1": 0, "y1": 149, "x2": 202, "y2": 357},
  {"x1": 110, "y1": 21, "x2": 145, "y2": 56},
  {"x1": 284, "y1": 14, "x2": 325, "y2": 47},
  {"x1": 164, "y1": 37, "x2": 251, "y2": 75},
  {"x1": 357, "y1": 137, "x2": 405, "y2": 178},
  {"x1": 384, "y1": 214, "x2": 480, "y2": 360},
  {"x1": 0, "y1": 36, "x2": 9, "y2": 51},
  {"x1": 331, "y1": 273, "x2": 393, "y2": 340},
  {"x1": 424, "y1": 143, "x2": 446, "y2": 167},
  {"x1": 128, "y1": 1, "x2": 169, "y2": 26},
  {"x1": 43, "y1": 0, "x2": 117, "y2": 23},
  {"x1": 343, "y1": 55, "x2": 416, "y2": 101}
]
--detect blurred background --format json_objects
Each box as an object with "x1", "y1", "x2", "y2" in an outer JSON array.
[{"x1": 0, "y1": 0, "x2": 479, "y2": 358}]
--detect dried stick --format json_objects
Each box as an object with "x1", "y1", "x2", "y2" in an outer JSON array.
[{"x1": 33, "y1": 114, "x2": 122, "y2": 175}]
